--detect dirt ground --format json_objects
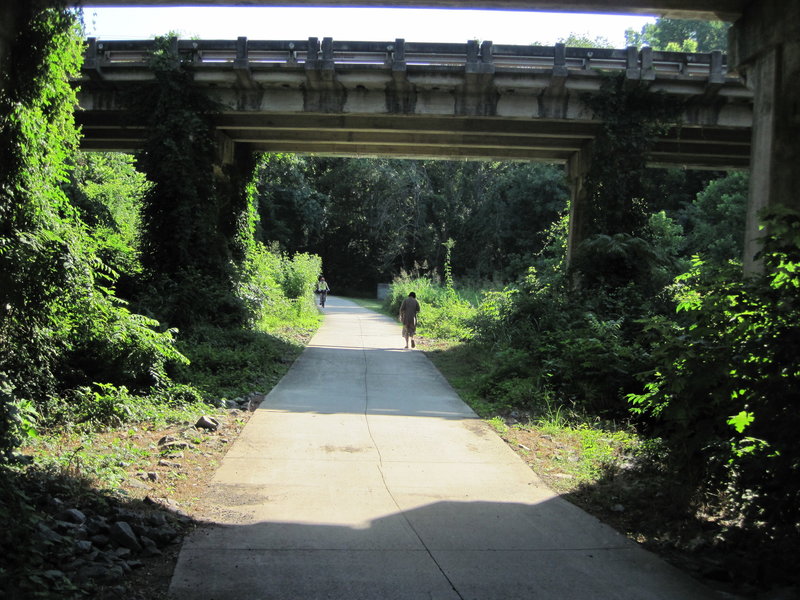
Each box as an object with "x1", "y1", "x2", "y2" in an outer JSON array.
[{"x1": 88, "y1": 404, "x2": 261, "y2": 599}]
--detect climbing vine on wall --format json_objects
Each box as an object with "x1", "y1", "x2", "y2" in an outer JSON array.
[
  {"x1": 572, "y1": 74, "x2": 684, "y2": 292},
  {"x1": 583, "y1": 73, "x2": 683, "y2": 238},
  {"x1": 0, "y1": 2, "x2": 86, "y2": 454},
  {"x1": 126, "y1": 35, "x2": 257, "y2": 327},
  {"x1": 0, "y1": 5, "x2": 191, "y2": 461}
]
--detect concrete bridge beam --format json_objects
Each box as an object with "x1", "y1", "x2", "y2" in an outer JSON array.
[
  {"x1": 731, "y1": 0, "x2": 800, "y2": 271},
  {"x1": 304, "y1": 37, "x2": 347, "y2": 113}
]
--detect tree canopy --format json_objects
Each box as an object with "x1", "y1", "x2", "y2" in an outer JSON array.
[
  {"x1": 625, "y1": 18, "x2": 730, "y2": 52},
  {"x1": 251, "y1": 156, "x2": 568, "y2": 293}
]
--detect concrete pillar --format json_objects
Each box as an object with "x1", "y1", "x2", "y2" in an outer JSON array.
[
  {"x1": 565, "y1": 142, "x2": 593, "y2": 268},
  {"x1": 214, "y1": 130, "x2": 236, "y2": 174},
  {"x1": 731, "y1": 0, "x2": 800, "y2": 271}
]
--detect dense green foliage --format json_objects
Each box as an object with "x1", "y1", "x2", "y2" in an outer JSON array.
[
  {"x1": 251, "y1": 155, "x2": 568, "y2": 294},
  {"x1": 0, "y1": 7, "x2": 185, "y2": 598},
  {"x1": 0, "y1": 11, "x2": 323, "y2": 597},
  {"x1": 628, "y1": 208, "x2": 800, "y2": 567},
  {"x1": 0, "y1": 6, "x2": 188, "y2": 459},
  {"x1": 65, "y1": 153, "x2": 149, "y2": 286},
  {"x1": 125, "y1": 35, "x2": 258, "y2": 328},
  {"x1": 174, "y1": 246, "x2": 322, "y2": 403},
  {"x1": 681, "y1": 170, "x2": 748, "y2": 265},
  {"x1": 457, "y1": 85, "x2": 747, "y2": 422},
  {"x1": 625, "y1": 17, "x2": 730, "y2": 53}
]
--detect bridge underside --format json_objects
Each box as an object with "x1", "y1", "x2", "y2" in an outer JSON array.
[
  {"x1": 78, "y1": 111, "x2": 749, "y2": 169},
  {"x1": 76, "y1": 1, "x2": 747, "y2": 22}
]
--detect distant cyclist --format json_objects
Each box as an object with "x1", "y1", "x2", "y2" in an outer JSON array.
[{"x1": 316, "y1": 276, "x2": 330, "y2": 308}]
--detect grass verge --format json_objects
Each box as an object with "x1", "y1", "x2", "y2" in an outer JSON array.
[
  {"x1": 423, "y1": 337, "x2": 760, "y2": 597},
  {"x1": 424, "y1": 338, "x2": 638, "y2": 492},
  {"x1": 345, "y1": 296, "x2": 388, "y2": 315},
  {"x1": 4, "y1": 319, "x2": 320, "y2": 599}
]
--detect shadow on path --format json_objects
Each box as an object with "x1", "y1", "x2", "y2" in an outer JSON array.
[{"x1": 171, "y1": 498, "x2": 715, "y2": 600}]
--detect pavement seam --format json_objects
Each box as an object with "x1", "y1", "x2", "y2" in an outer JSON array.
[{"x1": 357, "y1": 312, "x2": 467, "y2": 600}]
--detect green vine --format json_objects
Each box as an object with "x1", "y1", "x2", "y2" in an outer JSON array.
[
  {"x1": 0, "y1": 2, "x2": 84, "y2": 450},
  {"x1": 1, "y1": 8, "x2": 194, "y2": 450},
  {"x1": 572, "y1": 74, "x2": 684, "y2": 292},
  {"x1": 126, "y1": 35, "x2": 257, "y2": 327},
  {"x1": 582, "y1": 73, "x2": 683, "y2": 238}
]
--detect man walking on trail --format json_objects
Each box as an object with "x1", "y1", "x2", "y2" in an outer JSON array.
[{"x1": 399, "y1": 292, "x2": 420, "y2": 349}]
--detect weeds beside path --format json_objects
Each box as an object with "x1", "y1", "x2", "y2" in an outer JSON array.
[
  {"x1": 3, "y1": 323, "x2": 317, "y2": 600},
  {"x1": 422, "y1": 337, "x2": 771, "y2": 599}
]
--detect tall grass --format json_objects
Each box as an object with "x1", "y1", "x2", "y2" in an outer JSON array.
[
  {"x1": 168, "y1": 244, "x2": 323, "y2": 402},
  {"x1": 384, "y1": 272, "x2": 478, "y2": 340}
]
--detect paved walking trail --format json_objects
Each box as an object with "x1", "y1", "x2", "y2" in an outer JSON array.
[{"x1": 170, "y1": 296, "x2": 718, "y2": 600}]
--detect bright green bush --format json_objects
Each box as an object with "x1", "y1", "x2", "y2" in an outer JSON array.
[
  {"x1": 468, "y1": 264, "x2": 655, "y2": 417},
  {"x1": 384, "y1": 273, "x2": 477, "y2": 341},
  {"x1": 281, "y1": 252, "x2": 322, "y2": 301},
  {"x1": 628, "y1": 208, "x2": 800, "y2": 558},
  {"x1": 66, "y1": 152, "x2": 150, "y2": 282},
  {"x1": 681, "y1": 171, "x2": 748, "y2": 265},
  {"x1": 236, "y1": 243, "x2": 321, "y2": 333},
  {"x1": 0, "y1": 9, "x2": 200, "y2": 456}
]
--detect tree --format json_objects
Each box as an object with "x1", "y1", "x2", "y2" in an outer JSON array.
[
  {"x1": 248, "y1": 156, "x2": 568, "y2": 291},
  {"x1": 0, "y1": 2, "x2": 86, "y2": 455},
  {"x1": 460, "y1": 162, "x2": 568, "y2": 280},
  {"x1": 680, "y1": 171, "x2": 748, "y2": 264},
  {"x1": 0, "y1": 5, "x2": 187, "y2": 459},
  {"x1": 558, "y1": 33, "x2": 613, "y2": 49},
  {"x1": 310, "y1": 157, "x2": 425, "y2": 293},
  {"x1": 625, "y1": 18, "x2": 730, "y2": 53},
  {"x1": 65, "y1": 152, "x2": 150, "y2": 286},
  {"x1": 251, "y1": 153, "x2": 324, "y2": 251}
]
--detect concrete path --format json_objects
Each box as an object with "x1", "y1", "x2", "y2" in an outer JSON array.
[{"x1": 169, "y1": 296, "x2": 718, "y2": 600}]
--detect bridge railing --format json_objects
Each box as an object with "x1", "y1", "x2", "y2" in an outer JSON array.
[{"x1": 83, "y1": 37, "x2": 732, "y2": 82}]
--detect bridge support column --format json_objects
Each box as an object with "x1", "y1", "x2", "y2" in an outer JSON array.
[
  {"x1": 565, "y1": 143, "x2": 593, "y2": 269},
  {"x1": 212, "y1": 133, "x2": 257, "y2": 257},
  {"x1": 731, "y1": 0, "x2": 800, "y2": 271},
  {"x1": 214, "y1": 130, "x2": 236, "y2": 175}
]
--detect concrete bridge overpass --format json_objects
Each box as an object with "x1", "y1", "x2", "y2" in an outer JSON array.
[
  {"x1": 64, "y1": 0, "x2": 800, "y2": 271},
  {"x1": 1, "y1": 0, "x2": 797, "y2": 269},
  {"x1": 76, "y1": 38, "x2": 752, "y2": 169}
]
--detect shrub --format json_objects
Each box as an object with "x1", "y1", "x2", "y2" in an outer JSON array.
[
  {"x1": 470, "y1": 267, "x2": 650, "y2": 417},
  {"x1": 385, "y1": 273, "x2": 477, "y2": 341},
  {"x1": 236, "y1": 243, "x2": 321, "y2": 333},
  {"x1": 628, "y1": 208, "x2": 800, "y2": 568}
]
